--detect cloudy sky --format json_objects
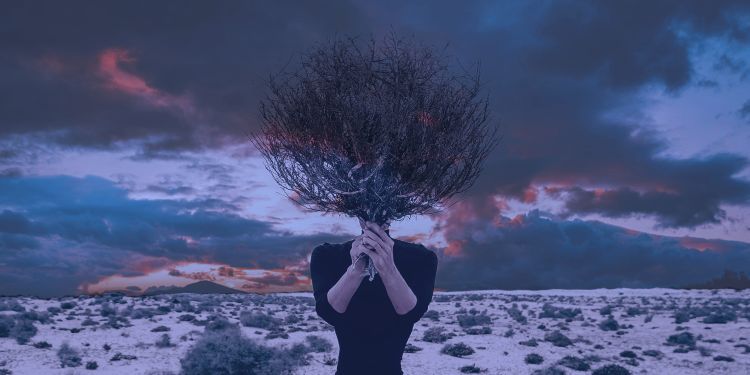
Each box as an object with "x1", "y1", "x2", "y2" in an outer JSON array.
[{"x1": 2, "y1": 0, "x2": 750, "y2": 297}]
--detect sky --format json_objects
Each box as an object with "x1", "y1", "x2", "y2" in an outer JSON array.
[{"x1": 1, "y1": 0, "x2": 750, "y2": 297}]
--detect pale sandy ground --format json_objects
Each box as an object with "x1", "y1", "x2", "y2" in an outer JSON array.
[{"x1": 1, "y1": 288, "x2": 749, "y2": 374}]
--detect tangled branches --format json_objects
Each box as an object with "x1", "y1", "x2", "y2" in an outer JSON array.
[{"x1": 250, "y1": 32, "x2": 501, "y2": 231}]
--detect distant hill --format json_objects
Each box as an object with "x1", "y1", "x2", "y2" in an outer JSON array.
[
  {"x1": 682, "y1": 269, "x2": 750, "y2": 290},
  {"x1": 141, "y1": 280, "x2": 247, "y2": 296}
]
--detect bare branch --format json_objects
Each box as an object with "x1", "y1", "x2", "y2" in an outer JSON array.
[{"x1": 251, "y1": 31, "x2": 502, "y2": 235}]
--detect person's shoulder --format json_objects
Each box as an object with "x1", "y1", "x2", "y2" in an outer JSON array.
[
  {"x1": 312, "y1": 240, "x2": 354, "y2": 257},
  {"x1": 395, "y1": 239, "x2": 437, "y2": 262}
]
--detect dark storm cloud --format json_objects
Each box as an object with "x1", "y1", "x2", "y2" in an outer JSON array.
[
  {"x1": 0, "y1": 238, "x2": 135, "y2": 297},
  {"x1": 0, "y1": 175, "x2": 351, "y2": 296},
  {"x1": 0, "y1": 210, "x2": 34, "y2": 234},
  {"x1": 433, "y1": 208, "x2": 750, "y2": 291},
  {"x1": 0, "y1": 209, "x2": 43, "y2": 250},
  {"x1": 524, "y1": 0, "x2": 750, "y2": 91},
  {"x1": 714, "y1": 53, "x2": 748, "y2": 75},
  {"x1": 0, "y1": 1, "x2": 748, "y2": 240},
  {"x1": 145, "y1": 175, "x2": 196, "y2": 196},
  {"x1": 368, "y1": 0, "x2": 750, "y2": 229},
  {"x1": 739, "y1": 99, "x2": 750, "y2": 121},
  {"x1": 548, "y1": 153, "x2": 750, "y2": 228},
  {"x1": 0, "y1": 0, "x2": 371, "y2": 156}
]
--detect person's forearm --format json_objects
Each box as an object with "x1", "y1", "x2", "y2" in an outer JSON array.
[
  {"x1": 380, "y1": 263, "x2": 417, "y2": 315},
  {"x1": 327, "y1": 264, "x2": 365, "y2": 313}
]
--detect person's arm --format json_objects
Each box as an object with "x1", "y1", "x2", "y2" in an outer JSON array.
[
  {"x1": 380, "y1": 260, "x2": 418, "y2": 315},
  {"x1": 327, "y1": 263, "x2": 365, "y2": 313},
  {"x1": 385, "y1": 249, "x2": 438, "y2": 325},
  {"x1": 310, "y1": 244, "x2": 365, "y2": 327}
]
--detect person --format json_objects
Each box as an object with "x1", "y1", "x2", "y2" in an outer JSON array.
[{"x1": 310, "y1": 218, "x2": 439, "y2": 375}]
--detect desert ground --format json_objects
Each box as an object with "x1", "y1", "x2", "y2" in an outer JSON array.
[{"x1": 1, "y1": 288, "x2": 749, "y2": 374}]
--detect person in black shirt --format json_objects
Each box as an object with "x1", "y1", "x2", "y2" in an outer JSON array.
[{"x1": 310, "y1": 220, "x2": 438, "y2": 375}]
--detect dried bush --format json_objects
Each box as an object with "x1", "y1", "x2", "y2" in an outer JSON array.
[
  {"x1": 250, "y1": 32, "x2": 501, "y2": 279},
  {"x1": 525, "y1": 353, "x2": 544, "y2": 364},
  {"x1": 422, "y1": 326, "x2": 451, "y2": 343},
  {"x1": 456, "y1": 312, "x2": 491, "y2": 328},
  {"x1": 557, "y1": 356, "x2": 590, "y2": 371},
  {"x1": 57, "y1": 342, "x2": 82, "y2": 368},
  {"x1": 304, "y1": 335, "x2": 333, "y2": 353},
  {"x1": 9, "y1": 317, "x2": 37, "y2": 344},
  {"x1": 598, "y1": 316, "x2": 619, "y2": 331},
  {"x1": 180, "y1": 325, "x2": 306, "y2": 375},
  {"x1": 591, "y1": 364, "x2": 631, "y2": 375},
  {"x1": 422, "y1": 310, "x2": 439, "y2": 321},
  {"x1": 240, "y1": 311, "x2": 282, "y2": 330},
  {"x1": 507, "y1": 306, "x2": 527, "y2": 324},
  {"x1": 539, "y1": 303, "x2": 581, "y2": 320},
  {"x1": 543, "y1": 330, "x2": 573, "y2": 347},
  {"x1": 155, "y1": 333, "x2": 175, "y2": 348},
  {"x1": 440, "y1": 342, "x2": 475, "y2": 357}
]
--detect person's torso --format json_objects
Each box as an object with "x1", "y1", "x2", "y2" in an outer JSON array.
[{"x1": 329, "y1": 239, "x2": 424, "y2": 375}]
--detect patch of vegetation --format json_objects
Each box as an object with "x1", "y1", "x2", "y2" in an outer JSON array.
[
  {"x1": 423, "y1": 310, "x2": 440, "y2": 321},
  {"x1": 642, "y1": 349, "x2": 663, "y2": 358},
  {"x1": 33, "y1": 341, "x2": 52, "y2": 349},
  {"x1": 110, "y1": 352, "x2": 138, "y2": 361},
  {"x1": 591, "y1": 364, "x2": 631, "y2": 375},
  {"x1": 403, "y1": 343, "x2": 422, "y2": 353},
  {"x1": 57, "y1": 342, "x2": 82, "y2": 368},
  {"x1": 304, "y1": 335, "x2": 332, "y2": 353},
  {"x1": 625, "y1": 307, "x2": 646, "y2": 316},
  {"x1": 665, "y1": 331, "x2": 696, "y2": 349},
  {"x1": 543, "y1": 330, "x2": 572, "y2": 347},
  {"x1": 507, "y1": 306, "x2": 527, "y2": 324},
  {"x1": 459, "y1": 364, "x2": 484, "y2": 373},
  {"x1": 557, "y1": 355, "x2": 590, "y2": 371},
  {"x1": 180, "y1": 325, "x2": 307, "y2": 375},
  {"x1": 525, "y1": 353, "x2": 544, "y2": 364},
  {"x1": 539, "y1": 303, "x2": 581, "y2": 320},
  {"x1": 598, "y1": 317, "x2": 619, "y2": 331},
  {"x1": 531, "y1": 366, "x2": 566, "y2": 375},
  {"x1": 702, "y1": 310, "x2": 736, "y2": 324},
  {"x1": 3, "y1": 315, "x2": 39, "y2": 344},
  {"x1": 422, "y1": 326, "x2": 452, "y2": 343},
  {"x1": 456, "y1": 312, "x2": 492, "y2": 328},
  {"x1": 440, "y1": 342, "x2": 475, "y2": 358},
  {"x1": 155, "y1": 334, "x2": 175, "y2": 348},
  {"x1": 464, "y1": 326, "x2": 492, "y2": 335},
  {"x1": 240, "y1": 311, "x2": 282, "y2": 330}
]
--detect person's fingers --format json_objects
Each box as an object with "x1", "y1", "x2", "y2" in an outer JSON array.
[
  {"x1": 365, "y1": 221, "x2": 394, "y2": 253},
  {"x1": 363, "y1": 234, "x2": 381, "y2": 252},
  {"x1": 351, "y1": 238, "x2": 367, "y2": 264},
  {"x1": 365, "y1": 227, "x2": 395, "y2": 260},
  {"x1": 353, "y1": 253, "x2": 366, "y2": 268},
  {"x1": 359, "y1": 247, "x2": 382, "y2": 271},
  {"x1": 360, "y1": 245, "x2": 380, "y2": 261},
  {"x1": 365, "y1": 221, "x2": 388, "y2": 242},
  {"x1": 350, "y1": 238, "x2": 360, "y2": 255},
  {"x1": 363, "y1": 229, "x2": 385, "y2": 253}
]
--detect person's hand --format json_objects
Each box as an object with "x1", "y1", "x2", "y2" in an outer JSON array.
[
  {"x1": 349, "y1": 234, "x2": 368, "y2": 273},
  {"x1": 359, "y1": 220, "x2": 396, "y2": 275}
]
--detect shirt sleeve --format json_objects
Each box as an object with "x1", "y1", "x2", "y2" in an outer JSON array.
[
  {"x1": 310, "y1": 243, "x2": 349, "y2": 328},
  {"x1": 394, "y1": 248, "x2": 438, "y2": 326}
]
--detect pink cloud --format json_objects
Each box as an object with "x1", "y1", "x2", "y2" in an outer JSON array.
[{"x1": 97, "y1": 48, "x2": 195, "y2": 114}]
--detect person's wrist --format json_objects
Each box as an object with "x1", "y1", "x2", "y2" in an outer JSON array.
[
  {"x1": 346, "y1": 263, "x2": 365, "y2": 279},
  {"x1": 379, "y1": 262, "x2": 399, "y2": 282}
]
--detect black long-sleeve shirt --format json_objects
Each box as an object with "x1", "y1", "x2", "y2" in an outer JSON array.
[{"x1": 310, "y1": 237, "x2": 438, "y2": 375}]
